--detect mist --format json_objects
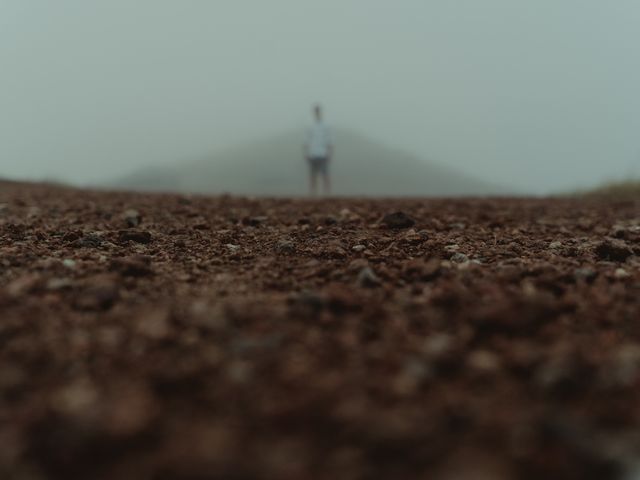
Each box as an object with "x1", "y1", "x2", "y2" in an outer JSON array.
[{"x1": 2, "y1": 0, "x2": 640, "y2": 194}]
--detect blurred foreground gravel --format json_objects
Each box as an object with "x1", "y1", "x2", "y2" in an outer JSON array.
[{"x1": 1, "y1": 181, "x2": 640, "y2": 479}]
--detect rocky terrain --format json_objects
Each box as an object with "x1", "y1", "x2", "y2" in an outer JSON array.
[{"x1": 1, "y1": 181, "x2": 639, "y2": 479}]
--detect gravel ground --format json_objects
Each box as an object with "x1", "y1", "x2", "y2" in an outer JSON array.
[{"x1": 1, "y1": 182, "x2": 640, "y2": 480}]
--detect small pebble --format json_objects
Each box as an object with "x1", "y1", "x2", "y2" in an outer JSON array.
[
  {"x1": 357, "y1": 267, "x2": 381, "y2": 288},
  {"x1": 62, "y1": 259, "x2": 77, "y2": 269},
  {"x1": 450, "y1": 252, "x2": 470, "y2": 264},
  {"x1": 614, "y1": 268, "x2": 631, "y2": 279}
]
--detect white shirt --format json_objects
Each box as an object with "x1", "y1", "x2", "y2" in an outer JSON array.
[{"x1": 305, "y1": 121, "x2": 333, "y2": 158}]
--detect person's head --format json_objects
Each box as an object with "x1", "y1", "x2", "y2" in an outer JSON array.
[{"x1": 313, "y1": 104, "x2": 322, "y2": 121}]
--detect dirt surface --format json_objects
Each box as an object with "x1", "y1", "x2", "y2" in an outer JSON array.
[{"x1": 1, "y1": 181, "x2": 640, "y2": 480}]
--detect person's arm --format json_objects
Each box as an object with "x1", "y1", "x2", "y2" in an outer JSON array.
[{"x1": 326, "y1": 128, "x2": 334, "y2": 160}]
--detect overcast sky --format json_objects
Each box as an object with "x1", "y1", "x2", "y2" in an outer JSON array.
[{"x1": 2, "y1": 0, "x2": 640, "y2": 194}]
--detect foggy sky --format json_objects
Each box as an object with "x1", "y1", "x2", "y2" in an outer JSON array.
[{"x1": 2, "y1": 0, "x2": 640, "y2": 194}]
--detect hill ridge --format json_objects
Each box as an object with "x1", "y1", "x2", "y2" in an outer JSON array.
[{"x1": 113, "y1": 128, "x2": 505, "y2": 196}]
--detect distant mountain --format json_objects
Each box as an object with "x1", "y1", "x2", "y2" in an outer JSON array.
[
  {"x1": 578, "y1": 179, "x2": 640, "y2": 199},
  {"x1": 112, "y1": 129, "x2": 505, "y2": 196}
]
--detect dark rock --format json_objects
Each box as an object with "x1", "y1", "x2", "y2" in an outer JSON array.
[
  {"x1": 62, "y1": 230, "x2": 82, "y2": 243},
  {"x1": 382, "y1": 211, "x2": 416, "y2": 229},
  {"x1": 241, "y1": 216, "x2": 268, "y2": 227},
  {"x1": 595, "y1": 239, "x2": 633, "y2": 262},
  {"x1": 73, "y1": 233, "x2": 103, "y2": 248},
  {"x1": 611, "y1": 227, "x2": 626, "y2": 239},
  {"x1": 118, "y1": 230, "x2": 153, "y2": 244}
]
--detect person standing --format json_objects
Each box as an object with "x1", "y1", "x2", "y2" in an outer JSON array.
[{"x1": 304, "y1": 104, "x2": 334, "y2": 195}]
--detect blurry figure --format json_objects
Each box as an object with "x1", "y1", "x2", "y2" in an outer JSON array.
[{"x1": 304, "y1": 104, "x2": 334, "y2": 196}]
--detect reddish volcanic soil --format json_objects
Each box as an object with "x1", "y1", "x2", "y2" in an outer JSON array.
[{"x1": 1, "y1": 181, "x2": 640, "y2": 480}]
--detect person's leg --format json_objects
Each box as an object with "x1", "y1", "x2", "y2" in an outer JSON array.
[
  {"x1": 309, "y1": 161, "x2": 318, "y2": 196},
  {"x1": 310, "y1": 173, "x2": 318, "y2": 196},
  {"x1": 322, "y1": 158, "x2": 330, "y2": 195}
]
